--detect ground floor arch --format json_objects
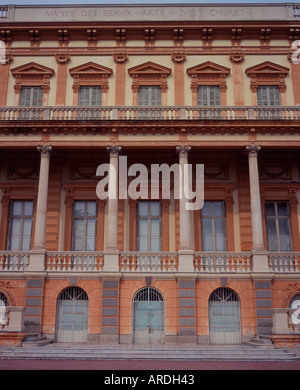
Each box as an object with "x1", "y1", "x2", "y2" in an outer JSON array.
[
  {"x1": 56, "y1": 286, "x2": 89, "y2": 343},
  {"x1": 209, "y1": 287, "x2": 242, "y2": 345},
  {"x1": 132, "y1": 287, "x2": 165, "y2": 344}
]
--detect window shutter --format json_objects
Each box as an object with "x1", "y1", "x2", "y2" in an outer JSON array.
[{"x1": 19, "y1": 87, "x2": 43, "y2": 107}]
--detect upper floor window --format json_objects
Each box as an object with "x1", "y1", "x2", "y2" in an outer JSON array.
[
  {"x1": 201, "y1": 201, "x2": 227, "y2": 251},
  {"x1": 257, "y1": 86, "x2": 281, "y2": 106},
  {"x1": 197, "y1": 86, "x2": 221, "y2": 106},
  {"x1": 137, "y1": 201, "x2": 161, "y2": 251},
  {"x1": 78, "y1": 86, "x2": 102, "y2": 106},
  {"x1": 19, "y1": 87, "x2": 43, "y2": 107},
  {"x1": 72, "y1": 201, "x2": 97, "y2": 251},
  {"x1": 138, "y1": 86, "x2": 162, "y2": 106},
  {"x1": 265, "y1": 201, "x2": 292, "y2": 251},
  {"x1": 7, "y1": 200, "x2": 34, "y2": 251}
]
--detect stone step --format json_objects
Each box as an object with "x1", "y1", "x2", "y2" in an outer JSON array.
[
  {"x1": 244, "y1": 336, "x2": 276, "y2": 349},
  {"x1": 0, "y1": 345, "x2": 297, "y2": 361},
  {"x1": 21, "y1": 333, "x2": 52, "y2": 348}
]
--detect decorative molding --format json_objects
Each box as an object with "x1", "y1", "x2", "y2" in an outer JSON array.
[
  {"x1": 11, "y1": 62, "x2": 55, "y2": 92},
  {"x1": 7, "y1": 164, "x2": 39, "y2": 181},
  {"x1": 187, "y1": 61, "x2": 230, "y2": 91},
  {"x1": 70, "y1": 165, "x2": 98, "y2": 181},
  {"x1": 229, "y1": 52, "x2": 244, "y2": 63},
  {"x1": 246, "y1": 144, "x2": 261, "y2": 157},
  {"x1": 107, "y1": 145, "x2": 122, "y2": 157},
  {"x1": 245, "y1": 61, "x2": 289, "y2": 92},
  {"x1": 171, "y1": 52, "x2": 186, "y2": 63},
  {"x1": 69, "y1": 61, "x2": 113, "y2": 92},
  {"x1": 176, "y1": 145, "x2": 191, "y2": 157},
  {"x1": 37, "y1": 144, "x2": 53, "y2": 157},
  {"x1": 259, "y1": 164, "x2": 292, "y2": 181},
  {"x1": 204, "y1": 164, "x2": 229, "y2": 180},
  {"x1": 55, "y1": 51, "x2": 71, "y2": 64},
  {"x1": 128, "y1": 61, "x2": 172, "y2": 92},
  {"x1": 113, "y1": 53, "x2": 128, "y2": 64}
]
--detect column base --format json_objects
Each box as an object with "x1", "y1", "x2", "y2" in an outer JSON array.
[
  {"x1": 28, "y1": 249, "x2": 46, "y2": 272},
  {"x1": 251, "y1": 251, "x2": 270, "y2": 273},
  {"x1": 177, "y1": 249, "x2": 194, "y2": 272},
  {"x1": 103, "y1": 250, "x2": 120, "y2": 272}
]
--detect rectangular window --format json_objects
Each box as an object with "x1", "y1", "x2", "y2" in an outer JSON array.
[
  {"x1": 257, "y1": 86, "x2": 281, "y2": 106},
  {"x1": 72, "y1": 201, "x2": 97, "y2": 251},
  {"x1": 7, "y1": 200, "x2": 34, "y2": 251},
  {"x1": 265, "y1": 201, "x2": 292, "y2": 251},
  {"x1": 138, "y1": 86, "x2": 161, "y2": 106},
  {"x1": 137, "y1": 201, "x2": 161, "y2": 251},
  {"x1": 201, "y1": 201, "x2": 227, "y2": 251},
  {"x1": 197, "y1": 86, "x2": 221, "y2": 106},
  {"x1": 19, "y1": 87, "x2": 43, "y2": 107},
  {"x1": 78, "y1": 86, "x2": 102, "y2": 106}
]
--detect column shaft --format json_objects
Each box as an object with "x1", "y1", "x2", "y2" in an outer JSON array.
[
  {"x1": 33, "y1": 145, "x2": 52, "y2": 250},
  {"x1": 106, "y1": 146, "x2": 121, "y2": 250},
  {"x1": 246, "y1": 145, "x2": 264, "y2": 251},
  {"x1": 176, "y1": 145, "x2": 192, "y2": 250}
]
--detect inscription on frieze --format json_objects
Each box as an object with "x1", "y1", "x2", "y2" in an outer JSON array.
[{"x1": 8, "y1": 4, "x2": 293, "y2": 23}]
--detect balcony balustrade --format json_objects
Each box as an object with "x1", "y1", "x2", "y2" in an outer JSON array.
[
  {"x1": 194, "y1": 252, "x2": 252, "y2": 273},
  {"x1": 0, "y1": 106, "x2": 300, "y2": 122},
  {"x1": 1, "y1": 250, "x2": 300, "y2": 274}
]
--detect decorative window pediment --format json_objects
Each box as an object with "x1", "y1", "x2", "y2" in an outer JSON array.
[
  {"x1": 11, "y1": 62, "x2": 55, "y2": 92},
  {"x1": 187, "y1": 61, "x2": 231, "y2": 91},
  {"x1": 128, "y1": 61, "x2": 172, "y2": 92},
  {"x1": 69, "y1": 62, "x2": 113, "y2": 92},
  {"x1": 245, "y1": 61, "x2": 289, "y2": 92}
]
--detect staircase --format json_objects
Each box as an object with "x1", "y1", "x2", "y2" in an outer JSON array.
[
  {"x1": 21, "y1": 333, "x2": 52, "y2": 348},
  {"x1": 0, "y1": 343, "x2": 298, "y2": 361},
  {"x1": 245, "y1": 335, "x2": 275, "y2": 349}
]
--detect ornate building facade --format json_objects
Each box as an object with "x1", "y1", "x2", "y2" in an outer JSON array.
[{"x1": 0, "y1": 3, "x2": 300, "y2": 346}]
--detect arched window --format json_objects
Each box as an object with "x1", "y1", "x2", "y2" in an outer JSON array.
[
  {"x1": 0, "y1": 292, "x2": 9, "y2": 328},
  {"x1": 133, "y1": 287, "x2": 164, "y2": 344},
  {"x1": 289, "y1": 294, "x2": 300, "y2": 327},
  {"x1": 56, "y1": 287, "x2": 89, "y2": 343},
  {"x1": 209, "y1": 288, "x2": 241, "y2": 345}
]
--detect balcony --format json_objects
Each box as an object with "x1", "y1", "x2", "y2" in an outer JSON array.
[
  {"x1": 1, "y1": 250, "x2": 300, "y2": 274},
  {"x1": 0, "y1": 106, "x2": 300, "y2": 122}
]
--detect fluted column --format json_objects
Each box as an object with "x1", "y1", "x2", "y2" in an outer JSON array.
[{"x1": 33, "y1": 145, "x2": 52, "y2": 250}]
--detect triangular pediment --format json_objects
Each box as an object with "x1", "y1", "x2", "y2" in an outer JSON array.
[
  {"x1": 187, "y1": 61, "x2": 230, "y2": 76},
  {"x1": 11, "y1": 62, "x2": 55, "y2": 77},
  {"x1": 128, "y1": 61, "x2": 172, "y2": 76},
  {"x1": 69, "y1": 62, "x2": 113, "y2": 77},
  {"x1": 246, "y1": 61, "x2": 289, "y2": 76}
]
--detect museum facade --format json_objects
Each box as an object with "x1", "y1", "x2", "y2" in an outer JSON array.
[{"x1": 0, "y1": 3, "x2": 300, "y2": 346}]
